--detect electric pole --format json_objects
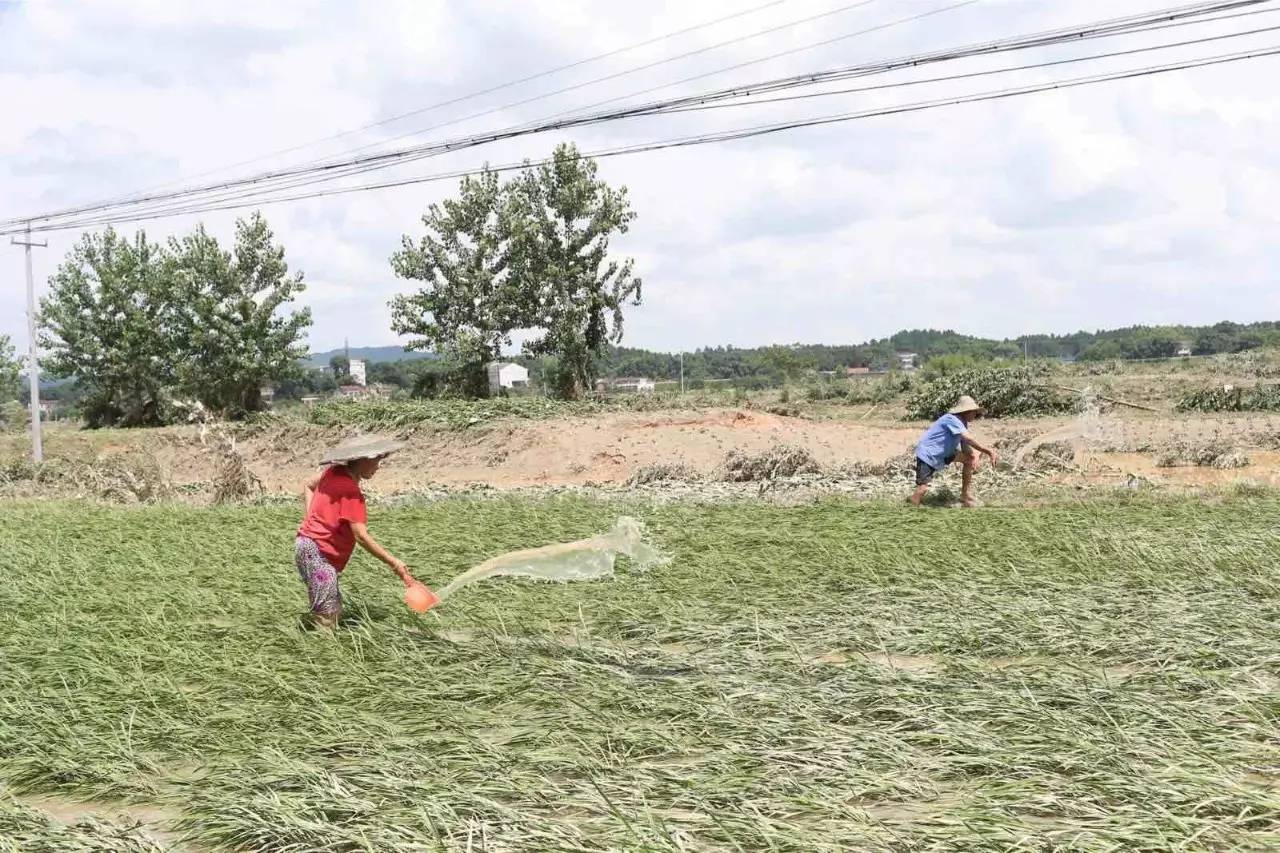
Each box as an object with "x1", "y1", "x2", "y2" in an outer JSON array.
[
  {"x1": 12, "y1": 224, "x2": 47, "y2": 463},
  {"x1": 679, "y1": 352, "x2": 685, "y2": 395}
]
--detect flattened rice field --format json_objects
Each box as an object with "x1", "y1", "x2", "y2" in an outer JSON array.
[{"x1": 1, "y1": 497, "x2": 1278, "y2": 851}]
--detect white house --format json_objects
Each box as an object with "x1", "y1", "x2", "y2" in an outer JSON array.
[
  {"x1": 612, "y1": 377, "x2": 656, "y2": 394},
  {"x1": 895, "y1": 352, "x2": 918, "y2": 372},
  {"x1": 348, "y1": 358, "x2": 367, "y2": 387},
  {"x1": 487, "y1": 362, "x2": 530, "y2": 395}
]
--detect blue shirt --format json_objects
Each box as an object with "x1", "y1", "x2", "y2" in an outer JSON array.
[{"x1": 915, "y1": 413, "x2": 967, "y2": 470}]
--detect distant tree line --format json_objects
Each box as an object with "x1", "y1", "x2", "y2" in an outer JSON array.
[
  {"x1": 585, "y1": 321, "x2": 1280, "y2": 386},
  {"x1": 278, "y1": 319, "x2": 1280, "y2": 401}
]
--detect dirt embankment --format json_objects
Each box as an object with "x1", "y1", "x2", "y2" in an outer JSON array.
[
  {"x1": 4, "y1": 407, "x2": 1280, "y2": 498},
  {"x1": 224, "y1": 408, "x2": 924, "y2": 491}
]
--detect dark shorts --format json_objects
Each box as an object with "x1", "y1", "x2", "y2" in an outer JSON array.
[{"x1": 915, "y1": 453, "x2": 957, "y2": 486}]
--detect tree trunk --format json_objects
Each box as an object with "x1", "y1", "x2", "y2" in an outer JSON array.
[{"x1": 240, "y1": 384, "x2": 262, "y2": 417}]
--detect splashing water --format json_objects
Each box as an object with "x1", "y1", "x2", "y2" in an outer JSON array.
[
  {"x1": 1076, "y1": 386, "x2": 1104, "y2": 443},
  {"x1": 1011, "y1": 385, "x2": 1108, "y2": 468},
  {"x1": 436, "y1": 517, "x2": 665, "y2": 602}
]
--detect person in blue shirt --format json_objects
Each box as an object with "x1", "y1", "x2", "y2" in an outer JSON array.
[{"x1": 910, "y1": 395, "x2": 999, "y2": 507}]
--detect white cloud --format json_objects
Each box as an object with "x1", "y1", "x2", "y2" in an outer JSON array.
[{"x1": 0, "y1": 0, "x2": 1277, "y2": 356}]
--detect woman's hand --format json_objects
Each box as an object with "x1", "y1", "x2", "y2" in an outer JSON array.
[{"x1": 391, "y1": 558, "x2": 414, "y2": 586}]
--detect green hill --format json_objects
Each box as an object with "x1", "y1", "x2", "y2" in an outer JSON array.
[{"x1": 305, "y1": 346, "x2": 435, "y2": 369}]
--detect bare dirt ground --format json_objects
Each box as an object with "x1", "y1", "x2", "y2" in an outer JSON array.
[{"x1": 4, "y1": 405, "x2": 1279, "y2": 498}]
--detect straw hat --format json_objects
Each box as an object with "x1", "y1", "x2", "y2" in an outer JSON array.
[
  {"x1": 320, "y1": 434, "x2": 406, "y2": 465},
  {"x1": 948, "y1": 395, "x2": 983, "y2": 416}
]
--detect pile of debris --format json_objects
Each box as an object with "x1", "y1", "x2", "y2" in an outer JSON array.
[
  {"x1": 720, "y1": 445, "x2": 822, "y2": 482},
  {"x1": 1155, "y1": 440, "x2": 1251, "y2": 470},
  {"x1": 0, "y1": 453, "x2": 171, "y2": 503},
  {"x1": 626, "y1": 461, "x2": 701, "y2": 486}
]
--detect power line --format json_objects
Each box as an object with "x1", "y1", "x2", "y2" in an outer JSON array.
[
  {"x1": 280, "y1": 0, "x2": 890, "y2": 171},
  {"x1": 20, "y1": 43, "x2": 1279, "y2": 234},
  {"x1": 588, "y1": 0, "x2": 1278, "y2": 118},
  {"x1": 64, "y1": 0, "x2": 793, "y2": 206},
  {"x1": 6, "y1": 0, "x2": 891, "y2": 230},
  {"x1": 5, "y1": 0, "x2": 1270, "y2": 232},
  {"x1": 59, "y1": 20, "x2": 1280, "y2": 230},
  {"x1": 21, "y1": 0, "x2": 1266, "y2": 233},
  {"x1": 506, "y1": 0, "x2": 980, "y2": 129},
  {"x1": 658, "y1": 20, "x2": 1280, "y2": 113},
  {"x1": 4, "y1": 0, "x2": 964, "y2": 228}
]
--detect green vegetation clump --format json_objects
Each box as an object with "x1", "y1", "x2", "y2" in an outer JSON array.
[
  {"x1": 1, "y1": 400, "x2": 27, "y2": 432},
  {"x1": 299, "y1": 396, "x2": 628, "y2": 432},
  {"x1": 294, "y1": 390, "x2": 766, "y2": 433},
  {"x1": 303, "y1": 396, "x2": 588, "y2": 431},
  {"x1": 905, "y1": 366, "x2": 1073, "y2": 419},
  {"x1": 804, "y1": 374, "x2": 911, "y2": 405},
  {"x1": 1176, "y1": 384, "x2": 1280, "y2": 413}
]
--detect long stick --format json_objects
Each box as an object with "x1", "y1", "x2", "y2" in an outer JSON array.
[{"x1": 1048, "y1": 384, "x2": 1161, "y2": 413}]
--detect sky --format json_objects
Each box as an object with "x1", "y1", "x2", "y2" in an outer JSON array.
[{"x1": 1, "y1": 0, "x2": 1278, "y2": 356}]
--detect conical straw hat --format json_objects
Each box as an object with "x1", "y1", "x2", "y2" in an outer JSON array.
[
  {"x1": 319, "y1": 434, "x2": 406, "y2": 465},
  {"x1": 948, "y1": 395, "x2": 983, "y2": 415}
]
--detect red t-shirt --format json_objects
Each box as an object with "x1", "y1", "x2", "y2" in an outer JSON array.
[{"x1": 297, "y1": 466, "x2": 367, "y2": 571}]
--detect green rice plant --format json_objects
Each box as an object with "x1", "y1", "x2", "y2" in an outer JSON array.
[
  {"x1": 289, "y1": 391, "x2": 743, "y2": 435},
  {"x1": 1, "y1": 496, "x2": 1279, "y2": 849}
]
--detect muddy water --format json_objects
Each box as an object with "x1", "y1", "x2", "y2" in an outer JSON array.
[
  {"x1": 1071, "y1": 450, "x2": 1280, "y2": 486},
  {"x1": 7, "y1": 790, "x2": 185, "y2": 849}
]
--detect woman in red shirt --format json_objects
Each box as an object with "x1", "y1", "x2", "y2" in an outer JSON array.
[{"x1": 296, "y1": 435, "x2": 417, "y2": 628}]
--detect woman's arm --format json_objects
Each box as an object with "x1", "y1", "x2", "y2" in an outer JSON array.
[{"x1": 350, "y1": 522, "x2": 414, "y2": 586}]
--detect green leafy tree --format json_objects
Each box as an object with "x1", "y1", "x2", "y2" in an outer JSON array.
[
  {"x1": 919, "y1": 353, "x2": 982, "y2": 382},
  {"x1": 759, "y1": 345, "x2": 815, "y2": 383},
  {"x1": 390, "y1": 148, "x2": 642, "y2": 399},
  {"x1": 329, "y1": 355, "x2": 350, "y2": 379},
  {"x1": 507, "y1": 143, "x2": 641, "y2": 398},
  {"x1": 40, "y1": 229, "x2": 174, "y2": 427},
  {"x1": 389, "y1": 168, "x2": 521, "y2": 396},
  {"x1": 0, "y1": 335, "x2": 19, "y2": 402},
  {"x1": 168, "y1": 214, "x2": 311, "y2": 417}
]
